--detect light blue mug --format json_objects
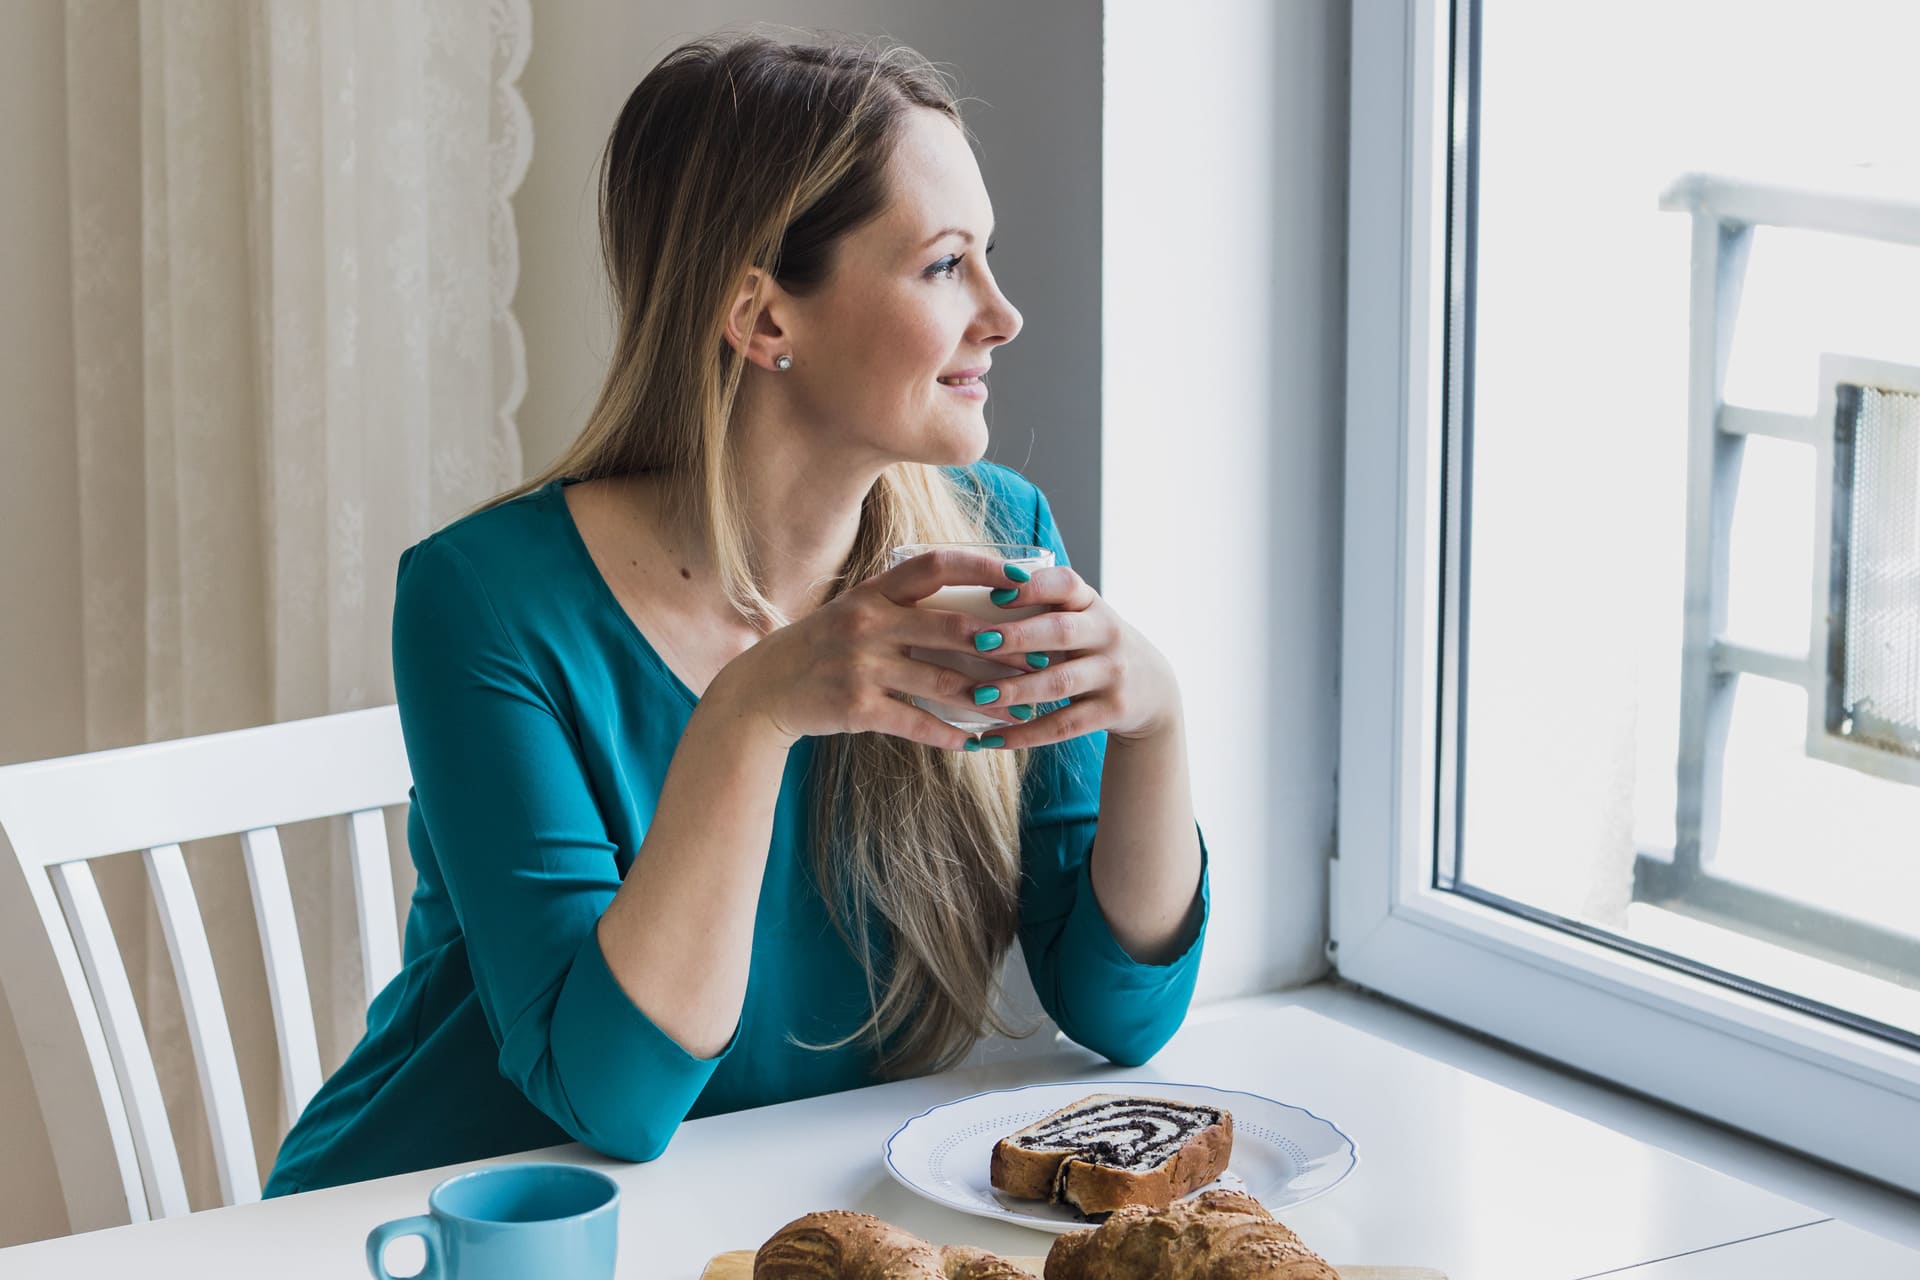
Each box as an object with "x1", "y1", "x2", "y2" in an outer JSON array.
[{"x1": 366, "y1": 1162, "x2": 620, "y2": 1280}]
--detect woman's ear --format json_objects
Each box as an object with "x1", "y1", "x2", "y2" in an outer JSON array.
[{"x1": 723, "y1": 267, "x2": 793, "y2": 371}]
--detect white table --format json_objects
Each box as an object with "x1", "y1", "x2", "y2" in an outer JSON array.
[{"x1": 5, "y1": 1003, "x2": 1916, "y2": 1279}]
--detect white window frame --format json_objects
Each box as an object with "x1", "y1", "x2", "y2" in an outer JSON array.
[{"x1": 1335, "y1": 0, "x2": 1920, "y2": 1194}]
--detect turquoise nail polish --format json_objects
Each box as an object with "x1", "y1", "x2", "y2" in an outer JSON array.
[
  {"x1": 974, "y1": 631, "x2": 1004, "y2": 653},
  {"x1": 1026, "y1": 653, "x2": 1050, "y2": 669},
  {"x1": 990, "y1": 587, "x2": 1019, "y2": 606},
  {"x1": 981, "y1": 735, "x2": 1007, "y2": 749},
  {"x1": 1003, "y1": 562, "x2": 1032, "y2": 583},
  {"x1": 974, "y1": 685, "x2": 1000, "y2": 705},
  {"x1": 1010, "y1": 705, "x2": 1035, "y2": 721},
  {"x1": 963, "y1": 737, "x2": 983, "y2": 752}
]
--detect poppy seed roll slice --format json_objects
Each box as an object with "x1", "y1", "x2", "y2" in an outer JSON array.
[{"x1": 988, "y1": 1092, "x2": 1234, "y2": 1216}]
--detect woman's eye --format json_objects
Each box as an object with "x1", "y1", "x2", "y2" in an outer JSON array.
[{"x1": 927, "y1": 254, "x2": 964, "y2": 280}]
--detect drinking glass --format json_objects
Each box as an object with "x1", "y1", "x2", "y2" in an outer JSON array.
[{"x1": 887, "y1": 541, "x2": 1055, "y2": 734}]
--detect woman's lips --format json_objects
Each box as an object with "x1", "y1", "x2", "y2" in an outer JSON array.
[{"x1": 936, "y1": 374, "x2": 987, "y2": 398}]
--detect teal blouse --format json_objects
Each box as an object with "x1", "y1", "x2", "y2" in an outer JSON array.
[{"x1": 263, "y1": 462, "x2": 1210, "y2": 1196}]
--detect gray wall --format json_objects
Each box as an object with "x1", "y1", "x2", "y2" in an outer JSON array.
[{"x1": 516, "y1": 2, "x2": 1105, "y2": 584}]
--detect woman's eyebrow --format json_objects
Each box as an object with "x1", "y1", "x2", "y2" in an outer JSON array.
[{"x1": 917, "y1": 225, "x2": 996, "y2": 249}]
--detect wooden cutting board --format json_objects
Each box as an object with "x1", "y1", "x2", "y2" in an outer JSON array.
[{"x1": 701, "y1": 1249, "x2": 1445, "y2": 1279}]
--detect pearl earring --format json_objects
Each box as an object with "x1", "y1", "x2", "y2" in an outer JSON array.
[{"x1": 774, "y1": 354, "x2": 793, "y2": 371}]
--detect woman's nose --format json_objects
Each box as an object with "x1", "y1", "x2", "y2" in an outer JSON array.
[{"x1": 979, "y1": 282, "x2": 1022, "y2": 346}]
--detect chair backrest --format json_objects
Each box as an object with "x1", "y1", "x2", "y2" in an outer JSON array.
[{"x1": 0, "y1": 707, "x2": 412, "y2": 1232}]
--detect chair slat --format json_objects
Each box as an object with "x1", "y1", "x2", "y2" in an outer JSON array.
[
  {"x1": 348, "y1": 809, "x2": 401, "y2": 1001},
  {"x1": 49, "y1": 861, "x2": 191, "y2": 1219},
  {"x1": 240, "y1": 827, "x2": 324, "y2": 1126},
  {"x1": 0, "y1": 706, "x2": 413, "y2": 1229},
  {"x1": 143, "y1": 844, "x2": 261, "y2": 1206},
  {"x1": 0, "y1": 845, "x2": 148, "y2": 1230}
]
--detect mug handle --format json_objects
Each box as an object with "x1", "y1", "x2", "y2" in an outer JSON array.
[{"x1": 366, "y1": 1213, "x2": 443, "y2": 1280}]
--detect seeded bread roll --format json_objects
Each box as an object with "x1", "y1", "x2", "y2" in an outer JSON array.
[
  {"x1": 1043, "y1": 1189, "x2": 1338, "y2": 1280},
  {"x1": 753, "y1": 1210, "x2": 1029, "y2": 1279},
  {"x1": 989, "y1": 1093, "x2": 1234, "y2": 1216}
]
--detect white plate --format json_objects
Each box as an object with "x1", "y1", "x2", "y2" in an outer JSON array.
[{"x1": 882, "y1": 1080, "x2": 1357, "y2": 1233}]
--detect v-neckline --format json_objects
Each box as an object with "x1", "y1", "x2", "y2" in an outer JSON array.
[{"x1": 547, "y1": 477, "x2": 705, "y2": 711}]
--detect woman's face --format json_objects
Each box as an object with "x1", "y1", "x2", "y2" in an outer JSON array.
[{"x1": 773, "y1": 108, "x2": 1023, "y2": 467}]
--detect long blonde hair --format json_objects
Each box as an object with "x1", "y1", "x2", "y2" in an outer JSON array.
[{"x1": 488, "y1": 31, "x2": 1039, "y2": 1076}]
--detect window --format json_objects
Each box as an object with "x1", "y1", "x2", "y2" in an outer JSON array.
[{"x1": 1338, "y1": 0, "x2": 1920, "y2": 1193}]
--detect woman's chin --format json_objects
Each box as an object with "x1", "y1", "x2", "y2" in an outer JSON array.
[
  {"x1": 900, "y1": 420, "x2": 989, "y2": 468},
  {"x1": 864, "y1": 401, "x2": 990, "y2": 468},
  {"x1": 933, "y1": 436, "x2": 990, "y2": 468}
]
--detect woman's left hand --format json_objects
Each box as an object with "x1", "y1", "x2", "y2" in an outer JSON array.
[{"x1": 969, "y1": 565, "x2": 1181, "y2": 747}]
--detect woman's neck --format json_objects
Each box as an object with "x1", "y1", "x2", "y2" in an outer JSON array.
[
  {"x1": 737, "y1": 442, "x2": 880, "y2": 621},
  {"x1": 631, "y1": 446, "x2": 885, "y2": 627}
]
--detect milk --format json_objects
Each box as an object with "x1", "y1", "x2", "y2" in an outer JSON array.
[
  {"x1": 910, "y1": 585, "x2": 1050, "y2": 733},
  {"x1": 887, "y1": 544, "x2": 1055, "y2": 736}
]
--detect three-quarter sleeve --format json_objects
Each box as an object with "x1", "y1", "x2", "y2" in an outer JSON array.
[
  {"x1": 1013, "y1": 485, "x2": 1211, "y2": 1066},
  {"x1": 391, "y1": 536, "x2": 733, "y2": 1162}
]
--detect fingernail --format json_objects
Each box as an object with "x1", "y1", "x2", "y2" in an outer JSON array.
[
  {"x1": 1026, "y1": 653, "x2": 1049, "y2": 669},
  {"x1": 990, "y1": 587, "x2": 1020, "y2": 606},
  {"x1": 1010, "y1": 705, "x2": 1035, "y2": 721},
  {"x1": 1003, "y1": 562, "x2": 1032, "y2": 583},
  {"x1": 974, "y1": 685, "x2": 1001, "y2": 705},
  {"x1": 963, "y1": 737, "x2": 983, "y2": 752},
  {"x1": 981, "y1": 735, "x2": 1007, "y2": 749},
  {"x1": 974, "y1": 631, "x2": 1004, "y2": 653}
]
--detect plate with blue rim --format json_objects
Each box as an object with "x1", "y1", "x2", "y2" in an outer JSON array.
[{"x1": 881, "y1": 1080, "x2": 1357, "y2": 1233}]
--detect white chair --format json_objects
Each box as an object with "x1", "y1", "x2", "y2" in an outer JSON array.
[{"x1": 0, "y1": 707, "x2": 412, "y2": 1232}]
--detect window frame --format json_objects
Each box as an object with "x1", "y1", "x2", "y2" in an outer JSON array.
[{"x1": 1336, "y1": 0, "x2": 1920, "y2": 1193}]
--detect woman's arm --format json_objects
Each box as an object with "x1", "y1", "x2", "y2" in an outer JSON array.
[
  {"x1": 400, "y1": 531, "x2": 1071, "y2": 1159},
  {"x1": 394, "y1": 538, "x2": 768, "y2": 1162},
  {"x1": 980, "y1": 480, "x2": 1206, "y2": 966},
  {"x1": 1010, "y1": 685, "x2": 1210, "y2": 1068},
  {"x1": 1087, "y1": 698, "x2": 1205, "y2": 965},
  {"x1": 599, "y1": 543, "x2": 1102, "y2": 1056},
  {"x1": 592, "y1": 674, "x2": 792, "y2": 1060},
  {"x1": 1013, "y1": 715, "x2": 1211, "y2": 1068},
  {"x1": 989, "y1": 477, "x2": 1210, "y2": 1066}
]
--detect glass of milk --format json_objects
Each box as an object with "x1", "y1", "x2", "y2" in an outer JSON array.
[{"x1": 887, "y1": 542, "x2": 1056, "y2": 734}]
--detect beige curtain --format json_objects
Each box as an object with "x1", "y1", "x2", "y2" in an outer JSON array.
[{"x1": 59, "y1": 0, "x2": 530, "y2": 1210}]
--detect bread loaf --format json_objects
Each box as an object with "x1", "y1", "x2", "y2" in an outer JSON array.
[
  {"x1": 990, "y1": 1093, "x2": 1233, "y2": 1216},
  {"x1": 753, "y1": 1209, "x2": 1030, "y2": 1280},
  {"x1": 1043, "y1": 1189, "x2": 1338, "y2": 1280}
]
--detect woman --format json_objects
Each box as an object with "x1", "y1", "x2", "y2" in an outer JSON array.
[{"x1": 264, "y1": 31, "x2": 1208, "y2": 1196}]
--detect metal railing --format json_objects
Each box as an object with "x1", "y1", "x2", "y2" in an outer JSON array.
[{"x1": 1647, "y1": 170, "x2": 1920, "y2": 977}]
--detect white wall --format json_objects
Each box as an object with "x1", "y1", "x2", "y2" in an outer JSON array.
[
  {"x1": 517, "y1": 0, "x2": 1107, "y2": 584},
  {"x1": 1103, "y1": 0, "x2": 1351, "y2": 1000}
]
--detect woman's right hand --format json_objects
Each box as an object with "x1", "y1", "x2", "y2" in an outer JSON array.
[{"x1": 707, "y1": 549, "x2": 1031, "y2": 751}]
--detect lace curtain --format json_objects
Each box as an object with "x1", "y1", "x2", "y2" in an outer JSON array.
[{"x1": 59, "y1": 0, "x2": 530, "y2": 1212}]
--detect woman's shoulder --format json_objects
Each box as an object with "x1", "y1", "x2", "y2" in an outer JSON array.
[
  {"x1": 947, "y1": 459, "x2": 1053, "y2": 546},
  {"x1": 396, "y1": 480, "x2": 578, "y2": 610}
]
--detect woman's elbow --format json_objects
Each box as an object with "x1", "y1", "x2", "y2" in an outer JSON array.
[
  {"x1": 1092, "y1": 1024, "x2": 1177, "y2": 1068},
  {"x1": 1050, "y1": 1003, "x2": 1180, "y2": 1068},
  {"x1": 573, "y1": 1120, "x2": 678, "y2": 1165},
  {"x1": 504, "y1": 1045, "x2": 691, "y2": 1165}
]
